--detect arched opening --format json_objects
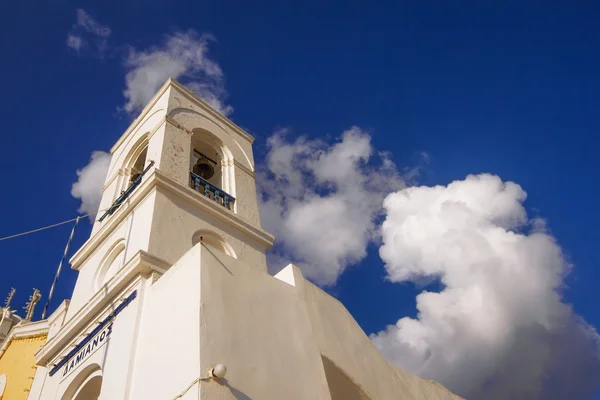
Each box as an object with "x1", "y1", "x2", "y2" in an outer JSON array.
[
  {"x1": 94, "y1": 240, "x2": 126, "y2": 291},
  {"x1": 130, "y1": 146, "x2": 147, "y2": 183},
  {"x1": 61, "y1": 365, "x2": 102, "y2": 400},
  {"x1": 192, "y1": 230, "x2": 237, "y2": 258},
  {"x1": 189, "y1": 130, "x2": 236, "y2": 211},
  {"x1": 190, "y1": 134, "x2": 223, "y2": 188},
  {"x1": 72, "y1": 375, "x2": 102, "y2": 400}
]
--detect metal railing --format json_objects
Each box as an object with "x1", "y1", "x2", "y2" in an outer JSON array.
[
  {"x1": 190, "y1": 172, "x2": 235, "y2": 211},
  {"x1": 98, "y1": 160, "x2": 155, "y2": 222}
]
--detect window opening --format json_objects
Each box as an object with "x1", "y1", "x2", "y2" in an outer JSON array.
[{"x1": 130, "y1": 147, "x2": 148, "y2": 183}]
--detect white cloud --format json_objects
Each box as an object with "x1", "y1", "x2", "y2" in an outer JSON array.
[
  {"x1": 66, "y1": 35, "x2": 83, "y2": 52},
  {"x1": 71, "y1": 151, "x2": 111, "y2": 220},
  {"x1": 66, "y1": 9, "x2": 111, "y2": 56},
  {"x1": 259, "y1": 127, "x2": 405, "y2": 286},
  {"x1": 75, "y1": 9, "x2": 111, "y2": 38},
  {"x1": 371, "y1": 174, "x2": 600, "y2": 399},
  {"x1": 122, "y1": 31, "x2": 232, "y2": 115}
]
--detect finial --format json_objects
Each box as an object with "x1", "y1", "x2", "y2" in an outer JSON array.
[
  {"x1": 23, "y1": 289, "x2": 41, "y2": 320},
  {"x1": 4, "y1": 288, "x2": 15, "y2": 309}
]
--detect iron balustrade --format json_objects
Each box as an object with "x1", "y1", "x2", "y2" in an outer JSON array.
[
  {"x1": 98, "y1": 160, "x2": 155, "y2": 222},
  {"x1": 190, "y1": 172, "x2": 235, "y2": 210}
]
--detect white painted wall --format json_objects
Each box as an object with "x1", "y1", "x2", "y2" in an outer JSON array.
[{"x1": 129, "y1": 244, "x2": 202, "y2": 400}]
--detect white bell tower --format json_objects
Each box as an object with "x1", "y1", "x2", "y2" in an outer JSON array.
[
  {"x1": 64, "y1": 78, "x2": 274, "y2": 321},
  {"x1": 31, "y1": 79, "x2": 276, "y2": 400}
]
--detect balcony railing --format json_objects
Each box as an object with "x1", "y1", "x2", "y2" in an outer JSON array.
[
  {"x1": 98, "y1": 160, "x2": 155, "y2": 222},
  {"x1": 190, "y1": 172, "x2": 235, "y2": 211}
]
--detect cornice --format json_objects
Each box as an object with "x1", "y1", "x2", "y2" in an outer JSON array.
[
  {"x1": 152, "y1": 171, "x2": 274, "y2": 248},
  {"x1": 110, "y1": 78, "x2": 255, "y2": 156},
  {"x1": 234, "y1": 159, "x2": 256, "y2": 178},
  {"x1": 0, "y1": 320, "x2": 49, "y2": 358},
  {"x1": 70, "y1": 169, "x2": 274, "y2": 270},
  {"x1": 36, "y1": 251, "x2": 168, "y2": 366},
  {"x1": 168, "y1": 78, "x2": 256, "y2": 144}
]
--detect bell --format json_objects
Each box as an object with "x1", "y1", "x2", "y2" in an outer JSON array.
[{"x1": 193, "y1": 160, "x2": 215, "y2": 179}]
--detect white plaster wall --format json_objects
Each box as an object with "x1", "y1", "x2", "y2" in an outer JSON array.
[
  {"x1": 93, "y1": 88, "x2": 170, "y2": 236},
  {"x1": 129, "y1": 244, "x2": 202, "y2": 400},
  {"x1": 32, "y1": 285, "x2": 143, "y2": 400},
  {"x1": 67, "y1": 222, "x2": 130, "y2": 321},
  {"x1": 233, "y1": 167, "x2": 261, "y2": 226},
  {"x1": 97, "y1": 286, "x2": 143, "y2": 400},
  {"x1": 68, "y1": 192, "x2": 156, "y2": 321},
  {"x1": 299, "y1": 272, "x2": 461, "y2": 400},
  {"x1": 198, "y1": 245, "x2": 332, "y2": 400},
  {"x1": 47, "y1": 300, "x2": 70, "y2": 341},
  {"x1": 154, "y1": 121, "x2": 192, "y2": 187},
  {"x1": 148, "y1": 190, "x2": 268, "y2": 272}
]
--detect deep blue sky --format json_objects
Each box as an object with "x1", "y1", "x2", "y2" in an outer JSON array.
[{"x1": 1, "y1": 1, "x2": 599, "y2": 395}]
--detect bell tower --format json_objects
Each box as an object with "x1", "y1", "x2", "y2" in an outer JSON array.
[{"x1": 64, "y1": 78, "x2": 274, "y2": 320}]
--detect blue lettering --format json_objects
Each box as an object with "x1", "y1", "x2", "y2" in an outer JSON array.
[
  {"x1": 100, "y1": 331, "x2": 106, "y2": 342},
  {"x1": 69, "y1": 360, "x2": 74, "y2": 371},
  {"x1": 93, "y1": 337, "x2": 99, "y2": 348},
  {"x1": 107, "y1": 324, "x2": 113, "y2": 337}
]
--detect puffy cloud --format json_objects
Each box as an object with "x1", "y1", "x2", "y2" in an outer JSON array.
[
  {"x1": 259, "y1": 127, "x2": 405, "y2": 285},
  {"x1": 122, "y1": 31, "x2": 232, "y2": 115},
  {"x1": 71, "y1": 151, "x2": 111, "y2": 220},
  {"x1": 371, "y1": 174, "x2": 600, "y2": 399},
  {"x1": 66, "y1": 9, "x2": 111, "y2": 56},
  {"x1": 66, "y1": 35, "x2": 83, "y2": 52}
]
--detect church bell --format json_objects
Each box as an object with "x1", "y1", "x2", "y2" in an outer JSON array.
[{"x1": 193, "y1": 153, "x2": 216, "y2": 179}]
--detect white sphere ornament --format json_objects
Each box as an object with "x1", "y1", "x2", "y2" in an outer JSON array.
[{"x1": 211, "y1": 363, "x2": 227, "y2": 379}]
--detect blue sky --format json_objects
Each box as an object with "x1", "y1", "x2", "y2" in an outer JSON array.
[{"x1": 1, "y1": 1, "x2": 599, "y2": 398}]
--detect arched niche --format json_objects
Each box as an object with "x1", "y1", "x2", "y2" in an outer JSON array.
[
  {"x1": 94, "y1": 239, "x2": 126, "y2": 291},
  {"x1": 192, "y1": 230, "x2": 237, "y2": 259},
  {"x1": 61, "y1": 364, "x2": 103, "y2": 400},
  {"x1": 169, "y1": 107, "x2": 253, "y2": 172},
  {"x1": 120, "y1": 134, "x2": 150, "y2": 192}
]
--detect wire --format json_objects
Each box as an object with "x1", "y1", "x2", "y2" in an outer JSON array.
[{"x1": 0, "y1": 208, "x2": 105, "y2": 242}]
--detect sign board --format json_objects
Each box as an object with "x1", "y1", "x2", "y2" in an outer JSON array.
[
  {"x1": 61, "y1": 323, "x2": 112, "y2": 378},
  {"x1": 49, "y1": 290, "x2": 137, "y2": 377}
]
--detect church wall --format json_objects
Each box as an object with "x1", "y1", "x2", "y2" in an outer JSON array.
[
  {"x1": 67, "y1": 192, "x2": 156, "y2": 322},
  {"x1": 33, "y1": 280, "x2": 144, "y2": 400},
  {"x1": 94, "y1": 286, "x2": 143, "y2": 400},
  {"x1": 129, "y1": 244, "x2": 202, "y2": 400},
  {"x1": 197, "y1": 245, "x2": 332, "y2": 400},
  {"x1": 148, "y1": 190, "x2": 268, "y2": 272},
  {"x1": 300, "y1": 278, "x2": 461, "y2": 400},
  {"x1": 153, "y1": 121, "x2": 191, "y2": 188},
  {"x1": 94, "y1": 87, "x2": 171, "y2": 237},
  {"x1": 233, "y1": 167, "x2": 261, "y2": 227}
]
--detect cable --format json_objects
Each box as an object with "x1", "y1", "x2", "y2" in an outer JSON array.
[
  {"x1": 41, "y1": 216, "x2": 80, "y2": 320},
  {"x1": 0, "y1": 208, "x2": 108, "y2": 242}
]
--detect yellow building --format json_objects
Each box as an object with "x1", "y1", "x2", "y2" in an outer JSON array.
[{"x1": 0, "y1": 320, "x2": 48, "y2": 400}]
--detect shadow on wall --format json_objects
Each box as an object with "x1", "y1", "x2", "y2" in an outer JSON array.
[
  {"x1": 218, "y1": 378, "x2": 253, "y2": 400},
  {"x1": 322, "y1": 355, "x2": 372, "y2": 400}
]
